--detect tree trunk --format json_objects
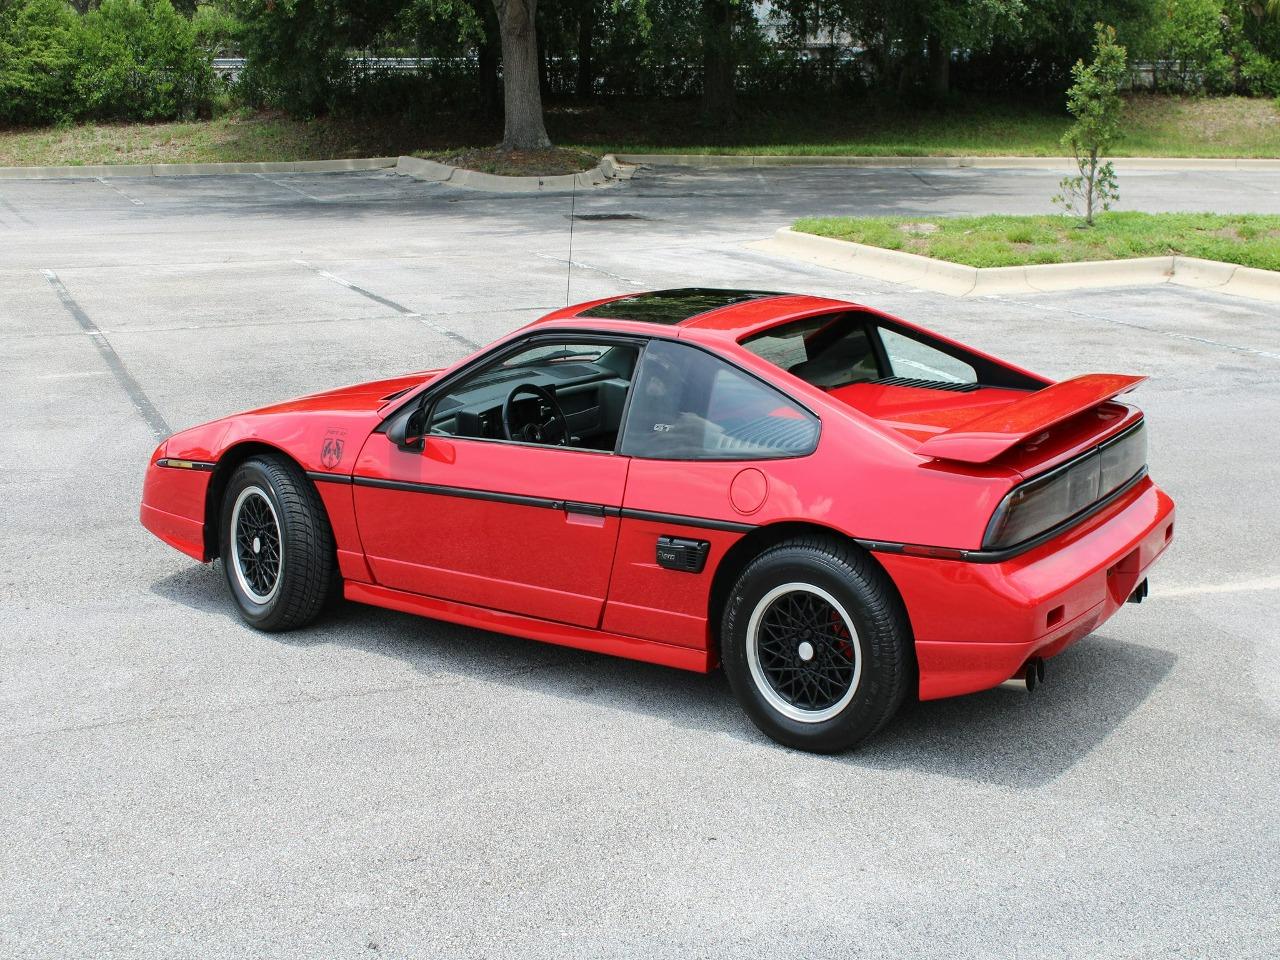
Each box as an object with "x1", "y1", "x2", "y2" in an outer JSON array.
[
  {"x1": 700, "y1": 0, "x2": 737, "y2": 124},
  {"x1": 577, "y1": 0, "x2": 595, "y2": 98},
  {"x1": 926, "y1": 33, "x2": 949, "y2": 99},
  {"x1": 474, "y1": 0, "x2": 502, "y2": 119},
  {"x1": 1085, "y1": 148, "x2": 1097, "y2": 226},
  {"x1": 492, "y1": 0, "x2": 552, "y2": 150}
]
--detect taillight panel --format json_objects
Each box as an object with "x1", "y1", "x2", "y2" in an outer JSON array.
[{"x1": 983, "y1": 421, "x2": 1148, "y2": 551}]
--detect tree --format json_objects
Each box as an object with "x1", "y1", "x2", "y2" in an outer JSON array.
[
  {"x1": 768, "y1": 0, "x2": 1025, "y2": 100},
  {"x1": 492, "y1": 0, "x2": 552, "y2": 148},
  {"x1": 701, "y1": 0, "x2": 739, "y2": 122},
  {"x1": 1054, "y1": 22, "x2": 1126, "y2": 226}
]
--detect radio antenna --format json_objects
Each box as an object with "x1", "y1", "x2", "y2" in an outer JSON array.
[{"x1": 565, "y1": 178, "x2": 577, "y2": 306}]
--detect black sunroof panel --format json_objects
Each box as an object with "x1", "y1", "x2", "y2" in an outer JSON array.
[{"x1": 577, "y1": 288, "x2": 782, "y2": 325}]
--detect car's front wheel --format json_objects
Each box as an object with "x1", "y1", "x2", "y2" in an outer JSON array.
[
  {"x1": 220, "y1": 456, "x2": 335, "y2": 631},
  {"x1": 721, "y1": 536, "x2": 912, "y2": 752}
]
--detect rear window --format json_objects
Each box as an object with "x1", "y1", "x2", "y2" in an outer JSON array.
[
  {"x1": 879, "y1": 329, "x2": 976, "y2": 384},
  {"x1": 741, "y1": 313, "x2": 880, "y2": 389}
]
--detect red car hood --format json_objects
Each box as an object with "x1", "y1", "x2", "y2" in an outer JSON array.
[
  {"x1": 249, "y1": 371, "x2": 438, "y2": 417},
  {"x1": 158, "y1": 370, "x2": 441, "y2": 466}
]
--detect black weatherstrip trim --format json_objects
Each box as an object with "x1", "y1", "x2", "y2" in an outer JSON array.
[{"x1": 307, "y1": 471, "x2": 353, "y2": 484}]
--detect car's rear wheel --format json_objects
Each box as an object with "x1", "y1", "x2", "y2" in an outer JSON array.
[
  {"x1": 721, "y1": 536, "x2": 912, "y2": 752},
  {"x1": 220, "y1": 456, "x2": 335, "y2": 631}
]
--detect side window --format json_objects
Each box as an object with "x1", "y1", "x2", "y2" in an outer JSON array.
[
  {"x1": 878, "y1": 328, "x2": 976, "y2": 384},
  {"x1": 424, "y1": 340, "x2": 638, "y2": 451},
  {"x1": 621, "y1": 340, "x2": 819, "y2": 460}
]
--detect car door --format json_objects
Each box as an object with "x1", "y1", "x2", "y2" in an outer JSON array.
[
  {"x1": 351, "y1": 337, "x2": 638, "y2": 629},
  {"x1": 603, "y1": 338, "x2": 821, "y2": 648}
]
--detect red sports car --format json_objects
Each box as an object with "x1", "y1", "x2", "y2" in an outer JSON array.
[{"x1": 141, "y1": 289, "x2": 1174, "y2": 751}]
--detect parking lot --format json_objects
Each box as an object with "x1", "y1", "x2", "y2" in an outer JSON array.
[{"x1": 2, "y1": 164, "x2": 1278, "y2": 958}]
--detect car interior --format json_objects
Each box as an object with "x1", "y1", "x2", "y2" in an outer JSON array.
[
  {"x1": 425, "y1": 341, "x2": 639, "y2": 451},
  {"x1": 745, "y1": 310, "x2": 1004, "y2": 390}
]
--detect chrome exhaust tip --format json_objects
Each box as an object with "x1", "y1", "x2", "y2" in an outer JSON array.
[{"x1": 999, "y1": 657, "x2": 1046, "y2": 693}]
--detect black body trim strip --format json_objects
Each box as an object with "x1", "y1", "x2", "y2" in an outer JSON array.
[
  {"x1": 345, "y1": 474, "x2": 754, "y2": 532},
  {"x1": 618, "y1": 508, "x2": 755, "y2": 534},
  {"x1": 340, "y1": 464, "x2": 1148, "y2": 562},
  {"x1": 157, "y1": 458, "x2": 216, "y2": 471},
  {"x1": 352, "y1": 475, "x2": 561, "y2": 510},
  {"x1": 307, "y1": 470, "x2": 353, "y2": 484}
]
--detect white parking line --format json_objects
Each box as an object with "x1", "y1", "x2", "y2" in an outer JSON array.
[
  {"x1": 535, "y1": 254, "x2": 641, "y2": 286},
  {"x1": 988, "y1": 294, "x2": 1280, "y2": 362},
  {"x1": 294, "y1": 259, "x2": 480, "y2": 350},
  {"x1": 255, "y1": 173, "x2": 325, "y2": 202},
  {"x1": 95, "y1": 177, "x2": 143, "y2": 206},
  {"x1": 1160, "y1": 576, "x2": 1280, "y2": 597}
]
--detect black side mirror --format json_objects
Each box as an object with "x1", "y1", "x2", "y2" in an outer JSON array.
[{"x1": 388, "y1": 402, "x2": 429, "y2": 450}]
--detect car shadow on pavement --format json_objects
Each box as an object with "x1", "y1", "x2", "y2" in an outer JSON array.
[{"x1": 151, "y1": 564, "x2": 1175, "y2": 790}]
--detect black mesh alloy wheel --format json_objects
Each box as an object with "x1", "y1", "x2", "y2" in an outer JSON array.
[
  {"x1": 721, "y1": 535, "x2": 912, "y2": 752},
  {"x1": 220, "y1": 456, "x2": 336, "y2": 631}
]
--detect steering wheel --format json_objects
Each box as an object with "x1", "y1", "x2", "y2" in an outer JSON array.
[{"x1": 502, "y1": 383, "x2": 570, "y2": 446}]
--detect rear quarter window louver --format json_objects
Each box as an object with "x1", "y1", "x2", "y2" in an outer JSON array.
[{"x1": 873, "y1": 377, "x2": 982, "y2": 393}]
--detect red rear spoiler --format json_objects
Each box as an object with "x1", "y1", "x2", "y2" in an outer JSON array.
[{"x1": 915, "y1": 374, "x2": 1147, "y2": 464}]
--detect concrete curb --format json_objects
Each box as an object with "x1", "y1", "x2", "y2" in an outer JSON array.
[
  {"x1": 617, "y1": 153, "x2": 1280, "y2": 171},
  {"x1": 393, "y1": 153, "x2": 636, "y2": 192},
  {"x1": 0, "y1": 157, "x2": 397, "y2": 180},
  {"x1": 750, "y1": 227, "x2": 1280, "y2": 302}
]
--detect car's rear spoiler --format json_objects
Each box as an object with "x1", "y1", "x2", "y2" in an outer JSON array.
[{"x1": 914, "y1": 373, "x2": 1147, "y2": 464}]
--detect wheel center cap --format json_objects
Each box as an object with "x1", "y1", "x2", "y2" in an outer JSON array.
[
  {"x1": 252, "y1": 536, "x2": 261, "y2": 554},
  {"x1": 797, "y1": 641, "x2": 815, "y2": 662}
]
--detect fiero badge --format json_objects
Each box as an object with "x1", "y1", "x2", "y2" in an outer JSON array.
[{"x1": 320, "y1": 429, "x2": 346, "y2": 469}]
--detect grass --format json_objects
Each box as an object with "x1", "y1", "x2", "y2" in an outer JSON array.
[
  {"x1": 793, "y1": 212, "x2": 1280, "y2": 272},
  {"x1": 1, "y1": 94, "x2": 1277, "y2": 169},
  {"x1": 570, "y1": 94, "x2": 1280, "y2": 158},
  {"x1": 0, "y1": 111, "x2": 459, "y2": 167}
]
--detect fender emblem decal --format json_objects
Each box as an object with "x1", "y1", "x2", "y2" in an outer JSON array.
[{"x1": 320, "y1": 434, "x2": 345, "y2": 469}]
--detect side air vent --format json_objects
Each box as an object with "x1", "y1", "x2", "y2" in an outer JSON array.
[{"x1": 873, "y1": 377, "x2": 982, "y2": 393}]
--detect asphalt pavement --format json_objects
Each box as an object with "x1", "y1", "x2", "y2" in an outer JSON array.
[{"x1": 1, "y1": 164, "x2": 1278, "y2": 959}]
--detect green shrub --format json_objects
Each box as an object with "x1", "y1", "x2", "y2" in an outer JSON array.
[
  {"x1": 192, "y1": 3, "x2": 239, "y2": 58},
  {"x1": 1238, "y1": 43, "x2": 1280, "y2": 97},
  {"x1": 0, "y1": 0, "x2": 79, "y2": 125},
  {"x1": 1223, "y1": 0, "x2": 1280, "y2": 96},
  {"x1": 1142, "y1": 0, "x2": 1234, "y2": 92},
  {"x1": 74, "y1": 0, "x2": 215, "y2": 121}
]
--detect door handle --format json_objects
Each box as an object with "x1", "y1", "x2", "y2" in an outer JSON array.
[{"x1": 559, "y1": 501, "x2": 606, "y2": 517}]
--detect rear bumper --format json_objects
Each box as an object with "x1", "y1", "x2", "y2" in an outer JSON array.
[{"x1": 878, "y1": 476, "x2": 1175, "y2": 700}]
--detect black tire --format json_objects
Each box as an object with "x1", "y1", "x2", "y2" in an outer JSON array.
[
  {"x1": 721, "y1": 535, "x2": 912, "y2": 752},
  {"x1": 219, "y1": 455, "x2": 336, "y2": 632}
]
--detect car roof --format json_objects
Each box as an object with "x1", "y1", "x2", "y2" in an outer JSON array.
[{"x1": 532, "y1": 289, "x2": 861, "y2": 340}]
